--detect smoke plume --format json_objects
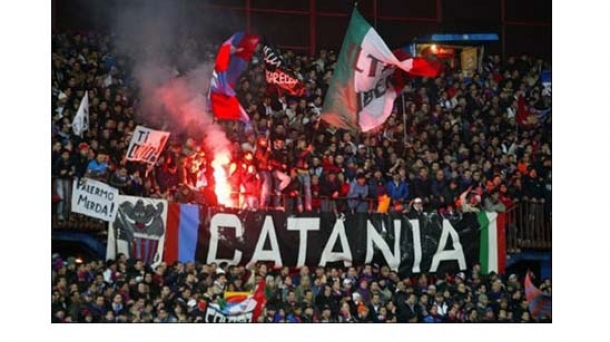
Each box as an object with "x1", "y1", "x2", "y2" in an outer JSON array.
[{"x1": 110, "y1": 0, "x2": 232, "y2": 156}]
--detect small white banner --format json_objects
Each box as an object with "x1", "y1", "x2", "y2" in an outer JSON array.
[
  {"x1": 71, "y1": 178, "x2": 119, "y2": 222},
  {"x1": 126, "y1": 125, "x2": 170, "y2": 164}
]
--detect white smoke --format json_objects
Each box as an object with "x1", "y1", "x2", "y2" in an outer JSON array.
[{"x1": 110, "y1": 0, "x2": 232, "y2": 156}]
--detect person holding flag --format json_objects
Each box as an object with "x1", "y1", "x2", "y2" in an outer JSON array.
[{"x1": 319, "y1": 6, "x2": 441, "y2": 133}]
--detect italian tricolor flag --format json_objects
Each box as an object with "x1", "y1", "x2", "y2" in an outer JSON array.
[
  {"x1": 320, "y1": 7, "x2": 440, "y2": 132},
  {"x1": 477, "y1": 211, "x2": 506, "y2": 274}
]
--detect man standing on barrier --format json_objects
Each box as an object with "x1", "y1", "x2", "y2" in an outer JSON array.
[
  {"x1": 268, "y1": 137, "x2": 291, "y2": 210},
  {"x1": 295, "y1": 138, "x2": 314, "y2": 211},
  {"x1": 238, "y1": 151, "x2": 261, "y2": 210},
  {"x1": 348, "y1": 173, "x2": 369, "y2": 213},
  {"x1": 254, "y1": 136, "x2": 272, "y2": 208}
]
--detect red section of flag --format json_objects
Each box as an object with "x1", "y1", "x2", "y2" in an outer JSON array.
[
  {"x1": 409, "y1": 57, "x2": 443, "y2": 78},
  {"x1": 210, "y1": 92, "x2": 242, "y2": 121},
  {"x1": 251, "y1": 279, "x2": 267, "y2": 323},
  {"x1": 393, "y1": 49, "x2": 442, "y2": 78},
  {"x1": 163, "y1": 203, "x2": 181, "y2": 265},
  {"x1": 215, "y1": 44, "x2": 232, "y2": 72},
  {"x1": 496, "y1": 213, "x2": 506, "y2": 274},
  {"x1": 524, "y1": 271, "x2": 552, "y2": 319},
  {"x1": 234, "y1": 33, "x2": 260, "y2": 61},
  {"x1": 524, "y1": 272, "x2": 542, "y2": 302}
]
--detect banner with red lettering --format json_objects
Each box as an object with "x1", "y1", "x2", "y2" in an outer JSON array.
[
  {"x1": 126, "y1": 125, "x2": 170, "y2": 164},
  {"x1": 263, "y1": 45, "x2": 306, "y2": 96}
]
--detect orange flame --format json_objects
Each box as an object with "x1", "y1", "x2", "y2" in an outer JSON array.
[{"x1": 211, "y1": 152, "x2": 233, "y2": 207}]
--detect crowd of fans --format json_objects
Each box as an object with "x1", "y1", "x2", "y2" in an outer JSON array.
[
  {"x1": 52, "y1": 31, "x2": 552, "y2": 220},
  {"x1": 51, "y1": 31, "x2": 552, "y2": 323},
  {"x1": 51, "y1": 253, "x2": 551, "y2": 323}
]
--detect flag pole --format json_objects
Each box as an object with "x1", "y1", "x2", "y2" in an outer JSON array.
[
  {"x1": 402, "y1": 93, "x2": 407, "y2": 145},
  {"x1": 308, "y1": 116, "x2": 322, "y2": 147}
]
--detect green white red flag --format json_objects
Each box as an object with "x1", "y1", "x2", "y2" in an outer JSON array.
[{"x1": 320, "y1": 7, "x2": 441, "y2": 132}]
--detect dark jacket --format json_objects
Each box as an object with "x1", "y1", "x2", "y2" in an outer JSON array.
[
  {"x1": 396, "y1": 301, "x2": 419, "y2": 323},
  {"x1": 523, "y1": 175, "x2": 545, "y2": 200},
  {"x1": 53, "y1": 157, "x2": 74, "y2": 179},
  {"x1": 413, "y1": 175, "x2": 432, "y2": 199}
]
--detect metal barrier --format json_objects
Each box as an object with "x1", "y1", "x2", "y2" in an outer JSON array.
[
  {"x1": 505, "y1": 201, "x2": 552, "y2": 252},
  {"x1": 52, "y1": 177, "x2": 551, "y2": 252},
  {"x1": 52, "y1": 177, "x2": 110, "y2": 232}
]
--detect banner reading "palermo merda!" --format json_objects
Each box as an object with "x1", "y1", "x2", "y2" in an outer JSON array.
[
  {"x1": 112, "y1": 204, "x2": 505, "y2": 275},
  {"x1": 71, "y1": 178, "x2": 119, "y2": 222}
]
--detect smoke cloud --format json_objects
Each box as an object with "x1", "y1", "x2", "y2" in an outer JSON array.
[{"x1": 110, "y1": 0, "x2": 233, "y2": 156}]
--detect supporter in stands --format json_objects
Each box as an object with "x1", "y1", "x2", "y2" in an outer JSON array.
[
  {"x1": 347, "y1": 173, "x2": 368, "y2": 213},
  {"x1": 86, "y1": 151, "x2": 109, "y2": 181},
  {"x1": 53, "y1": 148, "x2": 75, "y2": 220},
  {"x1": 51, "y1": 32, "x2": 551, "y2": 318},
  {"x1": 386, "y1": 172, "x2": 408, "y2": 212},
  {"x1": 62, "y1": 252, "x2": 526, "y2": 323},
  {"x1": 484, "y1": 188, "x2": 507, "y2": 212}
]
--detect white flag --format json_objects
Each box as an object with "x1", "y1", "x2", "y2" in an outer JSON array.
[{"x1": 71, "y1": 92, "x2": 89, "y2": 137}]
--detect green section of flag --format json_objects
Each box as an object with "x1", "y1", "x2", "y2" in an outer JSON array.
[
  {"x1": 320, "y1": 8, "x2": 370, "y2": 130},
  {"x1": 477, "y1": 211, "x2": 490, "y2": 274},
  {"x1": 217, "y1": 296, "x2": 227, "y2": 310}
]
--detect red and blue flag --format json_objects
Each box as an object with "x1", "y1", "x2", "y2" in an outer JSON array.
[
  {"x1": 163, "y1": 203, "x2": 200, "y2": 264},
  {"x1": 209, "y1": 32, "x2": 260, "y2": 124},
  {"x1": 524, "y1": 271, "x2": 552, "y2": 320}
]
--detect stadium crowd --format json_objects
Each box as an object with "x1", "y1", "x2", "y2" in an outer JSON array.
[
  {"x1": 51, "y1": 31, "x2": 552, "y2": 323},
  {"x1": 51, "y1": 253, "x2": 551, "y2": 323},
  {"x1": 52, "y1": 31, "x2": 552, "y2": 219}
]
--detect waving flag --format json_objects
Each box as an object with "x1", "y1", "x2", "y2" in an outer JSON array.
[
  {"x1": 209, "y1": 32, "x2": 260, "y2": 123},
  {"x1": 205, "y1": 280, "x2": 267, "y2": 323},
  {"x1": 263, "y1": 44, "x2": 306, "y2": 96},
  {"x1": 524, "y1": 272, "x2": 552, "y2": 320},
  {"x1": 320, "y1": 8, "x2": 441, "y2": 132},
  {"x1": 516, "y1": 94, "x2": 551, "y2": 127},
  {"x1": 71, "y1": 91, "x2": 89, "y2": 137}
]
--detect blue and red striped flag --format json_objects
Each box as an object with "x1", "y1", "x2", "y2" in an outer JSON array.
[
  {"x1": 209, "y1": 32, "x2": 260, "y2": 123},
  {"x1": 524, "y1": 271, "x2": 552, "y2": 320},
  {"x1": 163, "y1": 203, "x2": 201, "y2": 264}
]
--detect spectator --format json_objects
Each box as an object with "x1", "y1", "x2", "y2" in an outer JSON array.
[
  {"x1": 484, "y1": 189, "x2": 507, "y2": 212},
  {"x1": 109, "y1": 165, "x2": 131, "y2": 193},
  {"x1": 86, "y1": 152, "x2": 109, "y2": 181},
  {"x1": 295, "y1": 140, "x2": 314, "y2": 211},
  {"x1": 347, "y1": 173, "x2": 368, "y2": 213},
  {"x1": 413, "y1": 167, "x2": 433, "y2": 206},
  {"x1": 407, "y1": 198, "x2": 426, "y2": 219},
  {"x1": 53, "y1": 148, "x2": 75, "y2": 220},
  {"x1": 174, "y1": 184, "x2": 196, "y2": 204},
  {"x1": 386, "y1": 173, "x2": 408, "y2": 210},
  {"x1": 319, "y1": 172, "x2": 339, "y2": 212},
  {"x1": 335, "y1": 172, "x2": 351, "y2": 212},
  {"x1": 284, "y1": 168, "x2": 304, "y2": 212},
  {"x1": 51, "y1": 31, "x2": 551, "y2": 322}
]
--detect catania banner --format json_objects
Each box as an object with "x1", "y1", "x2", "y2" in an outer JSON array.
[{"x1": 108, "y1": 204, "x2": 505, "y2": 275}]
